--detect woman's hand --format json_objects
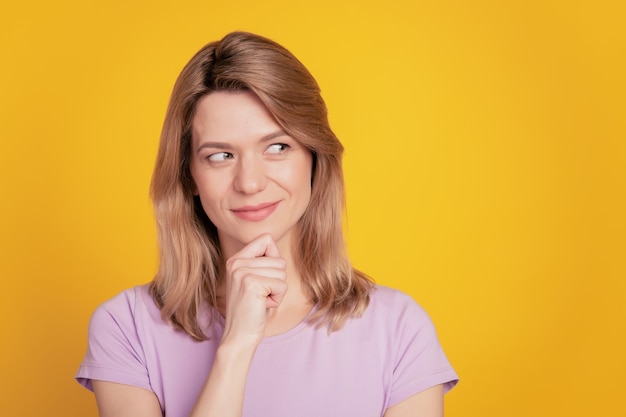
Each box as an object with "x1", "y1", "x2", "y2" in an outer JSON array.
[
  {"x1": 220, "y1": 233, "x2": 288, "y2": 348},
  {"x1": 186, "y1": 234, "x2": 289, "y2": 417}
]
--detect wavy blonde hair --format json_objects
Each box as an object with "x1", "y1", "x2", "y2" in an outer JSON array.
[{"x1": 150, "y1": 31, "x2": 373, "y2": 340}]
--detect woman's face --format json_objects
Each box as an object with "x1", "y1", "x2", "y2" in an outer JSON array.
[{"x1": 189, "y1": 91, "x2": 313, "y2": 257}]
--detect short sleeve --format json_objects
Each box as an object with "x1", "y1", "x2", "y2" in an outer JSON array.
[
  {"x1": 75, "y1": 289, "x2": 152, "y2": 392},
  {"x1": 387, "y1": 292, "x2": 458, "y2": 407}
]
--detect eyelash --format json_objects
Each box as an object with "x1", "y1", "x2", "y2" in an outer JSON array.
[
  {"x1": 206, "y1": 152, "x2": 234, "y2": 162},
  {"x1": 266, "y1": 143, "x2": 290, "y2": 154},
  {"x1": 205, "y1": 143, "x2": 290, "y2": 162}
]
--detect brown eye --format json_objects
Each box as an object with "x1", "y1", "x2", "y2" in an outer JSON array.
[
  {"x1": 266, "y1": 143, "x2": 289, "y2": 154},
  {"x1": 207, "y1": 152, "x2": 234, "y2": 162}
]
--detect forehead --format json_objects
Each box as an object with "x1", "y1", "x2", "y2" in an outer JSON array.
[{"x1": 192, "y1": 91, "x2": 281, "y2": 144}]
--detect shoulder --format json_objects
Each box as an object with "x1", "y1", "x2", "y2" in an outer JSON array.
[
  {"x1": 366, "y1": 285, "x2": 430, "y2": 323},
  {"x1": 77, "y1": 284, "x2": 159, "y2": 391},
  {"x1": 96, "y1": 284, "x2": 154, "y2": 310},
  {"x1": 368, "y1": 285, "x2": 418, "y2": 305},
  {"x1": 342, "y1": 284, "x2": 439, "y2": 346},
  {"x1": 91, "y1": 284, "x2": 158, "y2": 324},
  {"x1": 87, "y1": 284, "x2": 164, "y2": 345},
  {"x1": 366, "y1": 285, "x2": 459, "y2": 401},
  {"x1": 362, "y1": 285, "x2": 447, "y2": 367}
]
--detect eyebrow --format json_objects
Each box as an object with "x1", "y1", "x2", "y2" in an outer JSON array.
[{"x1": 195, "y1": 130, "x2": 289, "y2": 154}]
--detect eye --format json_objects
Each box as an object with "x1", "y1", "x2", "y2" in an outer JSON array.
[
  {"x1": 266, "y1": 143, "x2": 290, "y2": 154},
  {"x1": 207, "y1": 152, "x2": 234, "y2": 162}
]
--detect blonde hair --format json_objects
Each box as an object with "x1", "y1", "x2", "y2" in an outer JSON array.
[{"x1": 150, "y1": 31, "x2": 373, "y2": 340}]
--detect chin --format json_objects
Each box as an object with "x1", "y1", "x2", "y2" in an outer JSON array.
[{"x1": 218, "y1": 225, "x2": 296, "y2": 256}]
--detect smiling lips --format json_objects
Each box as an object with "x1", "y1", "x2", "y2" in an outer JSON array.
[{"x1": 231, "y1": 201, "x2": 280, "y2": 222}]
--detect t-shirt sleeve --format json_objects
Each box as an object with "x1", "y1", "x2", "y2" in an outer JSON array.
[
  {"x1": 75, "y1": 289, "x2": 152, "y2": 392},
  {"x1": 387, "y1": 291, "x2": 459, "y2": 408}
]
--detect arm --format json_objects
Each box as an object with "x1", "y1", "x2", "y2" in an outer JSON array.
[
  {"x1": 92, "y1": 234, "x2": 286, "y2": 417},
  {"x1": 185, "y1": 341, "x2": 256, "y2": 417},
  {"x1": 93, "y1": 381, "x2": 162, "y2": 417},
  {"x1": 383, "y1": 384, "x2": 444, "y2": 417},
  {"x1": 186, "y1": 235, "x2": 286, "y2": 417},
  {"x1": 384, "y1": 291, "x2": 458, "y2": 416},
  {"x1": 92, "y1": 343, "x2": 256, "y2": 417}
]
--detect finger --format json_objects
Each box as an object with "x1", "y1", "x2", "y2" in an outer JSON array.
[
  {"x1": 233, "y1": 275, "x2": 287, "y2": 307},
  {"x1": 233, "y1": 267, "x2": 287, "y2": 281},
  {"x1": 259, "y1": 278, "x2": 288, "y2": 308},
  {"x1": 262, "y1": 234, "x2": 280, "y2": 258},
  {"x1": 227, "y1": 256, "x2": 286, "y2": 272},
  {"x1": 234, "y1": 233, "x2": 281, "y2": 259}
]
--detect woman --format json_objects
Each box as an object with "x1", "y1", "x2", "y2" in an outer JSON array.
[{"x1": 76, "y1": 31, "x2": 458, "y2": 417}]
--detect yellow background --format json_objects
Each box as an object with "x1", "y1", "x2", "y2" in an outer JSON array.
[{"x1": 1, "y1": 0, "x2": 624, "y2": 416}]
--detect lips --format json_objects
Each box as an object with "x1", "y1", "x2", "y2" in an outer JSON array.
[{"x1": 231, "y1": 201, "x2": 280, "y2": 222}]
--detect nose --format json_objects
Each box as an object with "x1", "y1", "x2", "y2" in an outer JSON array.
[{"x1": 233, "y1": 156, "x2": 268, "y2": 194}]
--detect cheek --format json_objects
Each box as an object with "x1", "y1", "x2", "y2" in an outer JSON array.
[
  {"x1": 285, "y1": 161, "x2": 312, "y2": 192},
  {"x1": 196, "y1": 190, "x2": 225, "y2": 229},
  {"x1": 293, "y1": 159, "x2": 314, "y2": 204},
  {"x1": 293, "y1": 153, "x2": 314, "y2": 184},
  {"x1": 198, "y1": 186, "x2": 221, "y2": 207},
  {"x1": 193, "y1": 175, "x2": 225, "y2": 211}
]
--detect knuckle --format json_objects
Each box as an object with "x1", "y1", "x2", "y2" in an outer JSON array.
[
  {"x1": 240, "y1": 274, "x2": 257, "y2": 289},
  {"x1": 226, "y1": 257, "x2": 244, "y2": 271}
]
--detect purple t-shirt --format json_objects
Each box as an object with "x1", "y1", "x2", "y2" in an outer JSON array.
[{"x1": 76, "y1": 285, "x2": 458, "y2": 416}]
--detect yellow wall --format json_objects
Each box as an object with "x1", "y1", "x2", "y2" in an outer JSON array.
[{"x1": 1, "y1": 1, "x2": 624, "y2": 415}]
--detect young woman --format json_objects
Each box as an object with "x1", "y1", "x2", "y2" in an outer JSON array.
[{"x1": 76, "y1": 31, "x2": 458, "y2": 417}]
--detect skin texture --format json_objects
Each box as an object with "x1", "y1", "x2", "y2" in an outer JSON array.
[
  {"x1": 92, "y1": 91, "x2": 445, "y2": 416},
  {"x1": 190, "y1": 91, "x2": 313, "y2": 261}
]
